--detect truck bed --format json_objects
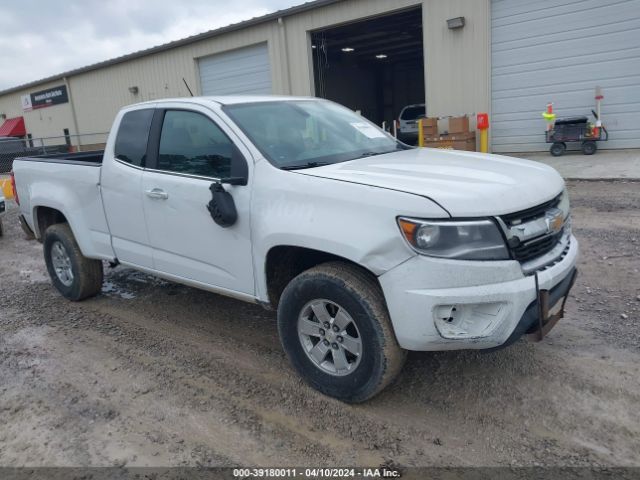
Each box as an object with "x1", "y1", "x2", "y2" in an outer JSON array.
[
  {"x1": 16, "y1": 150, "x2": 104, "y2": 166},
  {"x1": 12, "y1": 152, "x2": 112, "y2": 259}
]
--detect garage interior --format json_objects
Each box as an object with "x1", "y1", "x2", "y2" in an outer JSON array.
[{"x1": 311, "y1": 7, "x2": 425, "y2": 130}]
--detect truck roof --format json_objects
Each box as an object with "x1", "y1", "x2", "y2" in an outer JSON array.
[{"x1": 131, "y1": 95, "x2": 319, "y2": 108}]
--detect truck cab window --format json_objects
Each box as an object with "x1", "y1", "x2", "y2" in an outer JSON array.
[
  {"x1": 114, "y1": 109, "x2": 154, "y2": 167},
  {"x1": 157, "y1": 110, "x2": 232, "y2": 178}
]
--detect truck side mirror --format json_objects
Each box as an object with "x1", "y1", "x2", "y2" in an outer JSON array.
[
  {"x1": 207, "y1": 182, "x2": 238, "y2": 227},
  {"x1": 228, "y1": 145, "x2": 248, "y2": 186}
]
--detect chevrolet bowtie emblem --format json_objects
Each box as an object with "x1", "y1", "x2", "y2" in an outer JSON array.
[{"x1": 545, "y1": 208, "x2": 564, "y2": 234}]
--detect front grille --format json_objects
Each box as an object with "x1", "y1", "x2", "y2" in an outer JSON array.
[
  {"x1": 500, "y1": 194, "x2": 566, "y2": 265},
  {"x1": 511, "y1": 230, "x2": 564, "y2": 263},
  {"x1": 501, "y1": 193, "x2": 562, "y2": 227}
]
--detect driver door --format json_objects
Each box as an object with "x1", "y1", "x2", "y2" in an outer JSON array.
[{"x1": 141, "y1": 104, "x2": 254, "y2": 295}]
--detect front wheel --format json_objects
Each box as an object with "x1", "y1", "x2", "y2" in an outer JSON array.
[
  {"x1": 277, "y1": 262, "x2": 406, "y2": 403},
  {"x1": 582, "y1": 140, "x2": 597, "y2": 155},
  {"x1": 43, "y1": 223, "x2": 103, "y2": 301}
]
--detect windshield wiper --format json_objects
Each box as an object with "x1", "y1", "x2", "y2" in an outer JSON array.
[{"x1": 280, "y1": 161, "x2": 331, "y2": 171}]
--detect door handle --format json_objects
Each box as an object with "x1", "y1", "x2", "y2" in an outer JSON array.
[{"x1": 145, "y1": 188, "x2": 169, "y2": 200}]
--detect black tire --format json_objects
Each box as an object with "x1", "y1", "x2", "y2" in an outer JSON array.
[
  {"x1": 277, "y1": 261, "x2": 406, "y2": 403},
  {"x1": 582, "y1": 141, "x2": 597, "y2": 155},
  {"x1": 550, "y1": 142, "x2": 566, "y2": 157},
  {"x1": 43, "y1": 223, "x2": 103, "y2": 301}
]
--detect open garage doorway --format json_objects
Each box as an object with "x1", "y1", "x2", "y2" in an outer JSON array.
[{"x1": 311, "y1": 7, "x2": 425, "y2": 141}]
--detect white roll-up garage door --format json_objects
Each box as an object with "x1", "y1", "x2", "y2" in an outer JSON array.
[
  {"x1": 491, "y1": 0, "x2": 640, "y2": 152},
  {"x1": 199, "y1": 43, "x2": 272, "y2": 96}
]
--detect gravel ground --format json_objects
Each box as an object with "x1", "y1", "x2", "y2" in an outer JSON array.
[{"x1": 0, "y1": 180, "x2": 639, "y2": 468}]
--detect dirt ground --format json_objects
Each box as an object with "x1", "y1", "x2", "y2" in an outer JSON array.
[{"x1": 0, "y1": 180, "x2": 639, "y2": 468}]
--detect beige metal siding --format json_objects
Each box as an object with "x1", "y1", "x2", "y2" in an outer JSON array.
[
  {"x1": 423, "y1": 0, "x2": 491, "y2": 122},
  {"x1": 68, "y1": 22, "x2": 284, "y2": 134},
  {"x1": 0, "y1": 79, "x2": 76, "y2": 139}
]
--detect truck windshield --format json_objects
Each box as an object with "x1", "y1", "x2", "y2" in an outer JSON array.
[{"x1": 224, "y1": 100, "x2": 406, "y2": 169}]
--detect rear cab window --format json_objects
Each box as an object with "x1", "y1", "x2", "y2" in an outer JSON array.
[{"x1": 114, "y1": 109, "x2": 154, "y2": 167}]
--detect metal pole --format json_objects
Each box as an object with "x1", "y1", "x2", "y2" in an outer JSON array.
[
  {"x1": 63, "y1": 76, "x2": 82, "y2": 151},
  {"x1": 480, "y1": 129, "x2": 489, "y2": 153},
  {"x1": 418, "y1": 119, "x2": 424, "y2": 147}
]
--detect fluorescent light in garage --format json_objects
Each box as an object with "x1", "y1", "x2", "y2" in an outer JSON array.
[
  {"x1": 341, "y1": 47, "x2": 355, "y2": 52},
  {"x1": 375, "y1": 54, "x2": 388, "y2": 59}
]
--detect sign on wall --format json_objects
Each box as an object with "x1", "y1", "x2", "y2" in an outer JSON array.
[{"x1": 21, "y1": 85, "x2": 69, "y2": 111}]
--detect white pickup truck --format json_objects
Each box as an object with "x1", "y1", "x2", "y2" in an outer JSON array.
[{"x1": 12, "y1": 96, "x2": 578, "y2": 402}]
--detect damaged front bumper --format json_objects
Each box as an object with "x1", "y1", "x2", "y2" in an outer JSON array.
[{"x1": 378, "y1": 235, "x2": 579, "y2": 351}]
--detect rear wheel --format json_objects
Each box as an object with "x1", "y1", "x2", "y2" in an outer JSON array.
[
  {"x1": 581, "y1": 140, "x2": 597, "y2": 155},
  {"x1": 550, "y1": 142, "x2": 566, "y2": 157},
  {"x1": 43, "y1": 223, "x2": 103, "y2": 301},
  {"x1": 277, "y1": 261, "x2": 406, "y2": 403}
]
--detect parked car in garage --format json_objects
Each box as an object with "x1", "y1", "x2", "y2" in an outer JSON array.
[
  {"x1": 397, "y1": 103, "x2": 426, "y2": 144},
  {"x1": 12, "y1": 96, "x2": 577, "y2": 402}
]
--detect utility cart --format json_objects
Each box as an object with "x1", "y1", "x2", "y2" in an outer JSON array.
[{"x1": 546, "y1": 111, "x2": 608, "y2": 157}]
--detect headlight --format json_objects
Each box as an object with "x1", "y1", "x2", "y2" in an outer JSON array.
[{"x1": 398, "y1": 217, "x2": 509, "y2": 260}]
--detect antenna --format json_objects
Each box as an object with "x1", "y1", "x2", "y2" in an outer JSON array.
[{"x1": 182, "y1": 78, "x2": 194, "y2": 97}]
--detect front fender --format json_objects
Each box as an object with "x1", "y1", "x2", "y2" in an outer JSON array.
[{"x1": 251, "y1": 161, "x2": 449, "y2": 302}]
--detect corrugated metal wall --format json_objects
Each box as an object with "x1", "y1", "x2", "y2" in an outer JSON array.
[{"x1": 491, "y1": 0, "x2": 640, "y2": 152}]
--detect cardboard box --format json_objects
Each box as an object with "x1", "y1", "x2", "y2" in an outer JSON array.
[
  {"x1": 448, "y1": 116, "x2": 469, "y2": 134},
  {"x1": 423, "y1": 132, "x2": 476, "y2": 151},
  {"x1": 446, "y1": 131, "x2": 476, "y2": 141},
  {"x1": 451, "y1": 139, "x2": 476, "y2": 151},
  {"x1": 422, "y1": 125, "x2": 438, "y2": 136},
  {"x1": 418, "y1": 117, "x2": 438, "y2": 136},
  {"x1": 422, "y1": 117, "x2": 438, "y2": 129}
]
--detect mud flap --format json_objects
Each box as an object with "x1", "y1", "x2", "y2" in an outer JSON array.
[{"x1": 526, "y1": 268, "x2": 578, "y2": 342}]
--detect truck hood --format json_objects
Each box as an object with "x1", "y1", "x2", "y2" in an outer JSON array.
[{"x1": 298, "y1": 148, "x2": 565, "y2": 217}]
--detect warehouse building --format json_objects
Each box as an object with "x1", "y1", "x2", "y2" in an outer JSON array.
[{"x1": 0, "y1": 0, "x2": 638, "y2": 153}]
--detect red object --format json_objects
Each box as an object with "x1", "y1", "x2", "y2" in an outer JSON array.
[
  {"x1": 476, "y1": 113, "x2": 489, "y2": 130},
  {"x1": 0, "y1": 116, "x2": 26, "y2": 137},
  {"x1": 10, "y1": 171, "x2": 19, "y2": 205}
]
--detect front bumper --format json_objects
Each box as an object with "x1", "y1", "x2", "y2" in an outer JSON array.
[{"x1": 378, "y1": 234, "x2": 579, "y2": 351}]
